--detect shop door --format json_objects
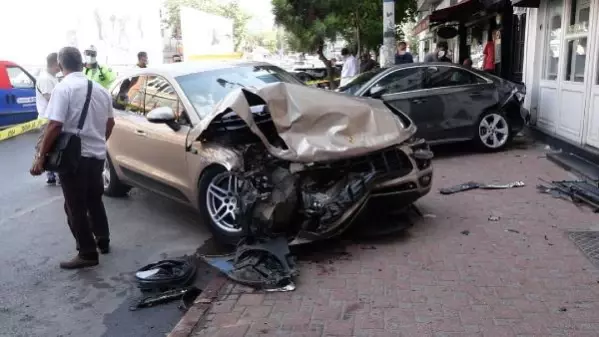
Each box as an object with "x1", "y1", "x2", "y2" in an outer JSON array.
[
  {"x1": 510, "y1": 14, "x2": 526, "y2": 83},
  {"x1": 537, "y1": 0, "x2": 563, "y2": 134},
  {"x1": 557, "y1": 0, "x2": 591, "y2": 144},
  {"x1": 583, "y1": 1, "x2": 599, "y2": 148},
  {"x1": 586, "y1": 73, "x2": 599, "y2": 148}
]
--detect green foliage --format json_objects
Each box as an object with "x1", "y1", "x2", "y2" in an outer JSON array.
[
  {"x1": 246, "y1": 31, "x2": 279, "y2": 52},
  {"x1": 272, "y1": 0, "x2": 417, "y2": 53},
  {"x1": 163, "y1": 0, "x2": 250, "y2": 51}
]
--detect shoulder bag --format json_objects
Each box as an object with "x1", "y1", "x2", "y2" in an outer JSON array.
[{"x1": 44, "y1": 80, "x2": 93, "y2": 174}]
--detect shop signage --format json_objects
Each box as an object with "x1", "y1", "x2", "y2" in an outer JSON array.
[
  {"x1": 437, "y1": 26, "x2": 458, "y2": 39},
  {"x1": 413, "y1": 16, "x2": 430, "y2": 36}
]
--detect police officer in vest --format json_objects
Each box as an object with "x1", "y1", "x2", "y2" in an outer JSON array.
[{"x1": 83, "y1": 45, "x2": 116, "y2": 89}]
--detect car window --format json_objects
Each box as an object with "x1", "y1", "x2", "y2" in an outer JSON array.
[
  {"x1": 339, "y1": 68, "x2": 385, "y2": 95},
  {"x1": 176, "y1": 65, "x2": 303, "y2": 119},
  {"x1": 6, "y1": 66, "x2": 34, "y2": 89},
  {"x1": 145, "y1": 75, "x2": 190, "y2": 125},
  {"x1": 112, "y1": 76, "x2": 146, "y2": 114},
  {"x1": 376, "y1": 67, "x2": 425, "y2": 94},
  {"x1": 425, "y1": 67, "x2": 486, "y2": 89}
]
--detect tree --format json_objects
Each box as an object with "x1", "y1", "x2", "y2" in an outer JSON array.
[
  {"x1": 245, "y1": 31, "x2": 278, "y2": 53},
  {"x1": 272, "y1": 0, "x2": 417, "y2": 87},
  {"x1": 401, "y1": 21, "x2": 419, "y2": 58},
  {"x1": 163, "y1": 0, "x2": 250, "y2": 51},
  {"x1": 272, "y1": 0, "x2": 417, "y2": 54}
]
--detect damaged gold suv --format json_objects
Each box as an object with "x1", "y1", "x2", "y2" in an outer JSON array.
[{"x1": 104, "y1": 61, "x2": 433, "y2": 244}]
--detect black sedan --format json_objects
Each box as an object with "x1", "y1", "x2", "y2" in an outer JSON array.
[{"x1": 338, "y1": 63, "x2": 530, "y2": 151}]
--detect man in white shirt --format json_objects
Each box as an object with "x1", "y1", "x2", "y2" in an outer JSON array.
[
  {"x1": 35, "y1": 53, "x2": 60, "y2": 185},
  {"x1": 30, "y1": 47, "x2": 115, "y2": 269},
  {"x1": 340, "y1": 48, "x2": 359, "y2": 87}
]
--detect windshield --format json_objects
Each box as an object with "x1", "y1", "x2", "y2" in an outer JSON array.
[
  {"x1": 176, "y1": 65, "x2": 303, "y2": 118},
  {"x1": 338, "y1": 68, "x2": 384, "y2": 95}
]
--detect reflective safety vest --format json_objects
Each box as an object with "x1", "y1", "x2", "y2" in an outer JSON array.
[{"x1": 83, "y1": 65, "x2": 116, "y2": 89}]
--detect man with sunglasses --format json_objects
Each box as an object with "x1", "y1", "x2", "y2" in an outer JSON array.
[{"x1": 82, "y1": 45, "x2": 116, "y2": 89}]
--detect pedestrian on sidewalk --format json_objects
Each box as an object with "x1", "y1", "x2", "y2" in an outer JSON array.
[
  {"x1": 463, "y1": 57, "x2": 473, "y2": 68},
  {"x1": 82, "y1": 45, "x2": 116, "y2": 89},
  {"x1": 424, "y1": 41, "x2": 449, "y2": 62},
  {"x1": 35, "y1": 52, "x2": 61, "y2": 185},
  {"x1": 483, "y1": 37, "x2": 496, "y2": 73},
  {"x1": 136, "y1": 51, "x2": 148, "y2": 68},
  {"x1": 360, "y1": 52, "x2": 378, "y2": 73},
  {"x1": 395, "y1": 41, "x2": 414, "y2": 64},
  {"x1": 340, "y1": 48, "x2": 358, "y2": 87},
  {"x1": 30, "y1": 47, "x2": 115, "y2": 269}
]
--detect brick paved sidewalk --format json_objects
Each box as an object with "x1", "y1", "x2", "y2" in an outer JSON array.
[{"x1": 191, "y1": 145, "x2": 599, "y2": 337}]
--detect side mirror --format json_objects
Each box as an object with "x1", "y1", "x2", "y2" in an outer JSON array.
[
  {"x1": 146, "y1": 106, "x2": 181, "y2": 131},
  {"x1": 369, "y1": 84, "x2": 387, "y2": 98}
]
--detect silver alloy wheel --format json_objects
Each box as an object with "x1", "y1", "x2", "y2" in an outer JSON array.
[
  {"x1": 206, "y1": 173, "x2": 242, "y2": 233},
  {"x1": 102, "y1": 159, "x2": 111, "y2": 190},
  {"x1": 478, "y1": 113, "x2": 509, "y2": 149}
]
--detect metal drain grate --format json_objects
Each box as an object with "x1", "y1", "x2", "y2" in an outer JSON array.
[{"x1": 568, "y1": 231, "x2": 599, "y2": 268}]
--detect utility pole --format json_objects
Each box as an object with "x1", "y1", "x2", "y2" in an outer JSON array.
[{"x1": 382, "y1": 0, "x2": 395, "y2": 67}]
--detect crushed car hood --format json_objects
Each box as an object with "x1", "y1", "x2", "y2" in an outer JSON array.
[{"x1": 191, "y1": 82, "x2": 417, "y2": 163}]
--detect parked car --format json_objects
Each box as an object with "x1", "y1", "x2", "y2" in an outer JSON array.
[
  {"x1": 0, "y1": 61, "x2": 38, "y2": 128},
  {"x1": 103, "y1": 61, "x2": 433, "y2": 244},
  {"x1": 338, "y1": 62, "x2": 530, "y2": 151}
]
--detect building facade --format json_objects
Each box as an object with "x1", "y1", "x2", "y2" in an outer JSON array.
[
  {"x1": 520, "y1": 0, "x2": 599, "y2": 151},
  {"x1": 414, "y1": 0, "x2": 529, "y2": 82}
]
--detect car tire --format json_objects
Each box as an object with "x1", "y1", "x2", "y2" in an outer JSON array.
[
  {"x1": 103, "y1": 155, "x2": 131, "y2": 197},
  {"x1": 198, "y1": 166, "x2": 244, "y2": 246},
  {"x1": 474, "y1": 111, "x2": 512, "y2": 152}
]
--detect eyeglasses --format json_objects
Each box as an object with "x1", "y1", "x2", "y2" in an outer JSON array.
[{"x1": 84, "y1": 50, "x2": 97, "y2": 57}]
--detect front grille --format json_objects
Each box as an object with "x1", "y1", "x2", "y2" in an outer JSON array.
[{"x1": 310, "y1": 147, "x2": 413, "y2": 175}]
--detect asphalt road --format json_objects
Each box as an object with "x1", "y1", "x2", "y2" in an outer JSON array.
[{"x1": 0, "y1": 131, "x2": 213, "y2": 337}]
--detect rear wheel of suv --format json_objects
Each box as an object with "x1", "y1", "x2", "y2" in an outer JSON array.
[
  {"x1": 103, "y1": 155, "x2": 131, "y2": 197},
  {"x1": 198, "y1": 166, "x2": 244, "y2": 245},
  {"x1": 474, "y1": 111, "x2": 512, "y2": 152}
]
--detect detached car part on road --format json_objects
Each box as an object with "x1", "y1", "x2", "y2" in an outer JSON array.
[
  {"x1": 103, "y1": 62, "x2": 433, "y2": 244},
  {"x1": 338, "y1": 63, "x2": 530, "y2": 151}
]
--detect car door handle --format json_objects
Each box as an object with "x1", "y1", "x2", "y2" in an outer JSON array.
[
  {"x1": 135, "y1": 130, "x2": 146, "y2": 136},
  {"x1": 469, "y1": 92, "x2": 483, "y2": 97},
  {"x1": 411, "y1": 98, "x2": 426, "y2": 104}
]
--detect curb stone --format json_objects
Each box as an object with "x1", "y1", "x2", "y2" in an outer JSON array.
[{"x1": 167, "y1": 275, "x2": 229, "y2": 337}]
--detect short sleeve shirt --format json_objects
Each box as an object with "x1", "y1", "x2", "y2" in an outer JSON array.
[
  {"x1": 45, "y1": 72, "x2": 114, "y2": 159},
  {"x1": 483, "y1": 42, "x2": 495, "y2": 71},
  {"x1": 35, "y1": 70, "x2": 58, "y2": 118}
]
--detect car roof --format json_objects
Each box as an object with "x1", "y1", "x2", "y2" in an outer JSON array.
[
  {"x1": 388, "y1": 62, "x2": 470, "y2": 70},
  {"x1": 0, "y1": 61, "x2": 18, "y2": 67},
  {"x1": 125, "y1": 60, "x2": 277, "y2": 78}
]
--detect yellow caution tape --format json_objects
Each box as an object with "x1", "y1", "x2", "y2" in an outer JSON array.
[{"x1": 0, "y1": 118, "x2": 47, "y2": 142}]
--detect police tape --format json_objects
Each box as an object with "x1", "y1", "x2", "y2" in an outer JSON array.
[{"x1": 0, "y1": 118, "x2": 47, "y2": 142}]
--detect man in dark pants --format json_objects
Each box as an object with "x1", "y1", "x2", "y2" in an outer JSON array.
[{"x1": 30, "y1": 46, "x2": 115, "y2": 269}]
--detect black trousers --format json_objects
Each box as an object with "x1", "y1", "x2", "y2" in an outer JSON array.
[{"x1": 59, "y1": 157, "x2": 110, "y2": 257}]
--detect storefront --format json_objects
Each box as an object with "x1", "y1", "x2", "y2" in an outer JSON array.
[
  {"x1": 426, "y1": 0, "x2": 527, "y2": 80},
  {"x1": 521, "y1": 0, "x2": 599, "y2": 150}
]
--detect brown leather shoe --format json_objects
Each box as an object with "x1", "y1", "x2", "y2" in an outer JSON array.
[{"x1": 59, "y1": 255, "x2": 99, "y2": 269}]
